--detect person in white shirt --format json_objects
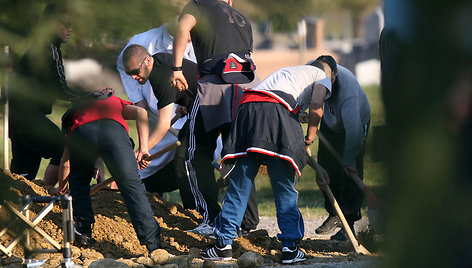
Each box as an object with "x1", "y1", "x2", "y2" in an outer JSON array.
[{"x1": 116, "y1": 24, "x2": 197, "y2": 208}]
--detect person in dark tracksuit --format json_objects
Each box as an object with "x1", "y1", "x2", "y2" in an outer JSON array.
[
  {"x1": 9, "y1": 3, "x2": 79, "y2": 184},
  {"x1": 170, "y1": 0, "x2": 260, "y2": 236},
  {"x1": 62, "y1": 88, "x2": 161, "y2": 254}
]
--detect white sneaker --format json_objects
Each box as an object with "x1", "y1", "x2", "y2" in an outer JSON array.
[{"x1": 188, "y1": 223, "x2": 214, "y2": 236}]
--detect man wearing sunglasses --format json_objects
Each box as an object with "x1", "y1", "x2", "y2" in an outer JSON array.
[
  {"x1": 117, "y1": 26, "x2": 197, "y2": 209},
  {"x1": 122, "y1": 44, "x2": 197, "y2": 163},
  {"x1": 9, "y1": 3, "x2": 80, "y2": 184}
]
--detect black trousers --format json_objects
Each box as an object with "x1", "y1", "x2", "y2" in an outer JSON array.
[
  {"x1": 142, "y1": 158, "x2": 196, "y2": 210},
  {"x1": 10, "y1": 112, "x2": 63, "y2": 181},
  {"x1": 68, "y1": 119, "x2": 161, "y2": 251},
  {"x1": 187, "y1": 109, "x2": 259, "y2": 230},
  {"x1": 318, "y1": 120, "x2": 368, "y2": 223}
]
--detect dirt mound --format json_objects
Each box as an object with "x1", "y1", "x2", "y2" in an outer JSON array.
[{"x1": 0, "y1": 171, "x2": 379, "y2": 267}]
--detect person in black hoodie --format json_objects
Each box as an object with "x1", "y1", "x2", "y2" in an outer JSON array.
[{"x1": 9, "y1": 3, "x2": 79, "y2": 184}]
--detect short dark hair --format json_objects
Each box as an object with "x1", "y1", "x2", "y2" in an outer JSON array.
[
  {"x1": 122, "y1": 44, "x2": 149, "y2": 65},
  {"x1": 316, "y1": 55, "x2": 337, "y2": 75},
  {"x1": 308, "y1": 60, "x2": 325, "y2": 71},
  {"x1": 41, "y1": 3, "x2": 69, "y2": 23}
]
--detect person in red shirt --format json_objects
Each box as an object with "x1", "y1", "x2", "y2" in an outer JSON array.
[{"x1": 57, "y1": 88, "x2": 161, "y2": 254}]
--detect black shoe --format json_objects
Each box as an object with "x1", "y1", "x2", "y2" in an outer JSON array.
[
  {"x1": 330, "y1": 229, "x2": 347, "y2": 241},
  {"x1": 74, "y1": 225, "x2": 93, "y2": 247},
  {"x1": 281, "y1": 246, "x2": 306, "y2": 264},
  {"x1": 315, "y1": 215, "x2": 342, "y2": 234},
  {"x1": 201, "y1": 243, "x2": 232, "y2": 261},
  {"x1": 330, "y1": 221, "x2": 354, "y2": 242}
]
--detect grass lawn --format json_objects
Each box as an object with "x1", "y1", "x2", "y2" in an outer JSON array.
[{"x1": 0, "y1": 84, "x2": 386, "y2": 218}]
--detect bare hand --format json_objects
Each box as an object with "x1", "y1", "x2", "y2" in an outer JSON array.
[
  {"x1": 135, "y1": 148, "x2": 150, "y2": 162},
  {"x1": 175, "y1": 105, "x2": 188, "y2": 116},
  {"x1": 138, "y1": 159, "x2": 151, "y2": 170},
  {"x1": 51, "y1": 186, "x2": 68, "y2": 196},
  {"x1": 170, "y1": 71, "x2": 188, "y2": 91}
]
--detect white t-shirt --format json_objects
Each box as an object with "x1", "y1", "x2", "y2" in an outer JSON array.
[
  {"x1": 116, "y1": 24, "x2": 196, "y2": 179},
  {"x1": 252, "y1": 65, "x2": 332, "y2": 111}
]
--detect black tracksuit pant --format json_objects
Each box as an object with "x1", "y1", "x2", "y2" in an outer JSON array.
[
  {"x1": 318, "y1": 119, "x2": 367, "y2": 223},
  {"x1": 187, "y1": 109, "x2": 259, "y2": 230}
]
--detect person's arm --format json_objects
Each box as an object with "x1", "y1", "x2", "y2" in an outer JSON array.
[
  {"x1": 123, "y1": 105, "x2": 150, "y2": 163},
  {"x1": 170, "y1": 14, "x2": 197, "y2": 90},
  {"x1": 305, "y1": 84, "x2": 328, "y2": 146},
  {"x1": 51, "y1": 147, "x2": 70, "y2": 196},
  {"x1": 148, "y1": 103, "x2": 174, "y2": 149},
  {"x1": 134, "y1": 100, "x2": 149, "y2": 110}
]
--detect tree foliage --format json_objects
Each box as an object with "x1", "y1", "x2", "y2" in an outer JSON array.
[{"x1": 0, "y1": 0, "x2": 180, "y2": 67}]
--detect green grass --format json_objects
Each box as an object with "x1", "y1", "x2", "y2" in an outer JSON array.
[{"x1": 0, "y1": 85, "x2": 386, "y2": 219}]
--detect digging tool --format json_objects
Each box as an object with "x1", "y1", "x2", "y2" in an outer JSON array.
[
  {"x1": 306, "y1": 147, "x2": 371, "y2": 255},
  {"x1": 316, "y1": 131, "x2": 380, "y2": 231},
  {"x1": 90, "y1": 140, "x2": 181, "y2": 194},
  {"x1": 3, "y1": 46, "x2": 10, "y2": 171}
]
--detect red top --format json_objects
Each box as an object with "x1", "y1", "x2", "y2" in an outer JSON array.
[{"x1": 70, "y1": 96, "x2": 133, "y2": 133}]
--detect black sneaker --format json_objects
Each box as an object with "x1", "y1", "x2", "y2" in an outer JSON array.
[
  {"x1": 330, "y1": 221, "x2": 354, "y2": 242},
  {"x1": 315, "y1": 215, "x2": 342, "y2": 234},
  {"x1": 201, "y1": 243, "x2": 232, "y2": 261},
  {"x1": 281, "y1": 246, "x2": 306, "y2": 264},
  {"x1": 330, "y1": 229, "x2": 347, "y2": 241},
  {"x1": 74, "y1": 226, "x2": 93, "y2": 247}
]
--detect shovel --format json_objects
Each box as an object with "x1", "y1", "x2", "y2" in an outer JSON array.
[
  {"x1": 306, "y1": 147, "x2": 371, "y2": 255},
  {"x1": 316, "y1": 131, "x2": 380, "y2": 232}
]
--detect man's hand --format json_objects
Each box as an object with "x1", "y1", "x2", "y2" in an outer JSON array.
[
  {"x1": 135, "y1": 148, "x2": 150, "y2": 170},
  {"x1": 135, "y1": 148, "x2": 150, "y2": 161},
  {"x1": 175, "y1": 105, "x2": 188, "y2": 116},
  {"x1": 138, "y1": 158, "x2": 151, "y2": 170},
  {"x1": 50, "y1": 185, "x2": 69, "y2": 196},
  {"x1": 170, "y1": 71, "x2": 188, "y2": 91}
]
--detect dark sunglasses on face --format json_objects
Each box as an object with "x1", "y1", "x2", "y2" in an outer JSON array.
[{"x1": 126, "y1": 57, "x2": 147, "y2": 76}]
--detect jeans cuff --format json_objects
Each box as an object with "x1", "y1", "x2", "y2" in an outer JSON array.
[{"x1": 217, "y1": 237, "x2": 233, "y2": 247}]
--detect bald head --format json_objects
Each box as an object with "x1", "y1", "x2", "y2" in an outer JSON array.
[
  {"x1": 122, "y1": 44, "x2": 153, "y2": 84},
  {"x1": 123, "y1": 44, "x2": 149, "y2": 67}
]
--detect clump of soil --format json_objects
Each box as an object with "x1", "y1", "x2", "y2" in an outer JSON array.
[{"x1": 0, "y1": 171, "x2": 379, "y2": 267}]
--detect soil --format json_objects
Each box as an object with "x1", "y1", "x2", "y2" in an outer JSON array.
[{"x1": 0, "y1": 172, "x2": 381, "y2": 267}]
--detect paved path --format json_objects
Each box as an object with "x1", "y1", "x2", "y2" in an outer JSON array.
[{"x1": 257, "y1": 216, "x2": 371, "y2": 239}]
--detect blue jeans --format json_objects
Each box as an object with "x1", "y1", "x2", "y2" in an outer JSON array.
[{"x1": 214, "y1": 153, "x2": 304, "y2": 248}]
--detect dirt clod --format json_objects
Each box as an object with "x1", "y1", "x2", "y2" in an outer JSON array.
[{"x1": 0, "y1": 171, "x2": 379, "y2": 267}]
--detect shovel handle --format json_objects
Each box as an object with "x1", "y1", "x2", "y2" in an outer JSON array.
[
  {"x1": 317, "y1": 131, "x2": 379, "y2": 203},
  {"x1": 306, "y1": 148, "x2": 371, "y2": 255}
]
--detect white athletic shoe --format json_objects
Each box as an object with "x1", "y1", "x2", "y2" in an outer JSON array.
[{"x1": 188, "y1": 223, "x2": 215, "y2": 236}]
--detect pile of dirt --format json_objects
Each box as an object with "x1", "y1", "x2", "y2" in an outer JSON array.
[{"x1": 0, "y1": 171, "x2": 380, "y2": 267}]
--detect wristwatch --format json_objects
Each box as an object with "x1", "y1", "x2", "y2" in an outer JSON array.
[
  {"x1": 172, "y1": 66, "x2": 183, "y2": 71},
  {"x1": 304, "y1": 135, "x2": 313, "y2": 146}
]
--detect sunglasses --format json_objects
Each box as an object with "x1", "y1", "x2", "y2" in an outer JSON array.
[{"x1": 126, "y1": 57, "x2": 147, "y2": 76}]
